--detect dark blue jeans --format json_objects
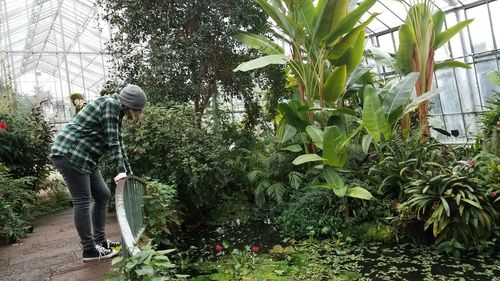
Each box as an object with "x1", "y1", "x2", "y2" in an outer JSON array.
[{"x1": 52, "y1": 156, "x2": 110, "y2": 251}]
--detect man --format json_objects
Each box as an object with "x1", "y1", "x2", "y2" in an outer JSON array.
[{"x1": 51, "y1": 84, "x2": 146, "y2": 262}]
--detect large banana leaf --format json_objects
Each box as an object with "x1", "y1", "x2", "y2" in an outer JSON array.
[
  {"x1": 362, "y1": 85, "x2": 392, "y2": 142},
  {"x1": 325, "y1": 0, "x2": 377, "y2": 43},
  {"x1": 366, "y1": 47, "x2": 397, "y2": 70},
  {"x1": 327, "y1": 13, "x2": 377, "y2": 59},
  {"x1": 396, "y1": 24, "x2": 415, "y2": 75},
  {"x1": 278, "y1": 123, "x2": 298, "y2": 143},
  {"x1": 434, "y1": 19, "x2": 473, "y2": 49},
  {"x1": 434, "y1": 60, "x2": 470, "y2": 71},
  {"x1": 323, "y1": 166, "x2": 344, "y2": 188},
  {"x1": 277, "y1": 101, "x2": 309, "y2": 131},
  {"x1": 323, "y1": 166, "x2": 347, "y2": 196},
  {"x1": 347, "y1": 30, "x2": 366, "y2": 73},
  {"x1": 314, "y1": 0, "x2": 348, "y2": 40},
  {"x1": 255, "y1": 0, "x2": 306, "y2": 45},
  {"x1": 432, "y1": 11, "x2": 445, "y2": 33},
  {"x1": 346, "y1": 64, "x2": 375, "y2": 86},
  {"x1": 236, "y1": 32, "x2": 284, "y2": 55},
  {"x1": 382, "y1": 72, "x2": 419, "y2": 115},
  {"x1": 323, "y1": 65, "x2": 347, "y2": 105},
  {"x1": 293, "y1": 154, "x2": 325, "y2": 165},
  {"x1": 323, "y1": 125, "x2": 348, "y2": 167},
  {"x1": 403, "y1": 88, "x2": 442, "y2": 115},
  {"x1": 233, "y1": 54, "x2": 288, "y2": 72},
  {"x1": 287, "y1": 0, "x2": 315, "y2": 35},
  {"x1": 306, "y1": 125, "x2": 324, "y2": 149},
  {"x1": 346, "y1": 186, "x2": 373, "y2": 200},
  {"x1": 329, "y1": 0, "x2": 349, "y2": 39}
]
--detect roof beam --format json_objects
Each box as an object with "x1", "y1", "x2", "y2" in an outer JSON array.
[{"x1": 20, "y1": 0, "x2": 49, "y2": 74}]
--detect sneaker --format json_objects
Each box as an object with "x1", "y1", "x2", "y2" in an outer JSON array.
[
  {"x1": 99, "y1": 239, "x2": 121, "y2": 250},
  {"x1": 82, "y1": 245, "x2": 118, "y2": 262}
]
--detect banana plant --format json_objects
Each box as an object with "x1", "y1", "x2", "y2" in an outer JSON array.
[
  {"x1": 291, "y1": 123, "x2": 372, "y2": 201},
  {"x1": 234, "y1": 0, "x2": 378, "y2": 123},
  {"x1": 396, "y1": 0, "x2": 473, "y2": 138},
  {"x1": 361, "y1": 72, "x2": 442, "y2": 144}
]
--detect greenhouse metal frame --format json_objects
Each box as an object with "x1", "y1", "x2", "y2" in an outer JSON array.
[{"x1": 1, "y1": 0, "x2": 499, "y2": 141}]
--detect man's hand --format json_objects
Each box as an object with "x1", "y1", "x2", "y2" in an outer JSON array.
[{"x1": 114, "y1": 172, "x2": 128, "y2": 183}]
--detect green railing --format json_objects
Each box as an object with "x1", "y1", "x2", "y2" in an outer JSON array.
[{"x1": 115, "y1": 176, "x2": 146, "y2": 256}]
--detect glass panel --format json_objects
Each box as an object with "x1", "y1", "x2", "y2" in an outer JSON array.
[
  {"x1": 490, "y1": 0, "x2": 500, "y2": 49},
  {"x1": 377, "y1": 33, "x2": 395, "y2": 53},
  {"x1": 429, "y1": 115, "x2": 447, "y2": 142},
  {"x1": 444, "y1": 114, "x2": 467, "y2": 143},
  {"x1": 455, "y1": 65, "x2": 481, "y2": 113},
  {"x1": 446, "y1": 10, "x2": 471, "y2": 59},
  {"x1": 475, "y1": 57, "x2": 500, "y2": 109},
  {"x1": 464, "y1": 113, "x2": 481, "y2": 138},
  {"x1": 435, "y1": 68, "x2": 461, "y2": 114},
  {"x1": 466, "y1": 5, "x2": 494, "y2": 53},
  {"x1": 375, "y1": 0, "x2": 406, "y2": 29}
]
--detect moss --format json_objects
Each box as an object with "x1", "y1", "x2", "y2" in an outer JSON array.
[{"x1": 358, "y1": 223, "x2": 394, "y2": 242}]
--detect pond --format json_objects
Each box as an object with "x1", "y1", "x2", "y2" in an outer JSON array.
[{"x1": 179, "y1": 217, "x2": 500, "y2": 280}]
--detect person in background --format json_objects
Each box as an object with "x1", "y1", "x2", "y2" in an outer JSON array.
[{"x1": 51, "y1": 84, "x2": 146, "y2": 262}]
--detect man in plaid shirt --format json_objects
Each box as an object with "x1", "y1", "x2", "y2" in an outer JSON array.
[{"x1": 51, "y1": 84, "x2": 146, "y2": 262}]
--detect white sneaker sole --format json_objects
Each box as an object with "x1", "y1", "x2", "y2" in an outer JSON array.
[{"x1": 82, "y1": 250, "x2": 119, "y2": 262}]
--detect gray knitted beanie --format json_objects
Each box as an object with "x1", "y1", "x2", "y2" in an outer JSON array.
[{"x1": 118, "y1": 84, "x2": 147, "y2": 109}]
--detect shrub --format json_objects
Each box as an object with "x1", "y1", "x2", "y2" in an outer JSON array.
[
  {"x1": 143, "y1": 181, "x2": 182, "y2": 246},
  {"x1": 274, "y1": 189, "x2": 343, "y2": 238},
  {"x1": 106, "y1": 242, "x2": 185, "y2": 281},
  {"x1": 124, "y1": 105, "x2": 233, "y2": 214},
  {"x1": 366, "y1": 133, "x2": 467, "y2": 199},
  {"x1": 0, "y1": 164, "x2": 37, "y2": 242},
  {"x1": 0, "y1": 107, "x2": 53, "y2": 190},
  {"x1": 403, "y1": 162, "x2": 499, "y2": 248}
]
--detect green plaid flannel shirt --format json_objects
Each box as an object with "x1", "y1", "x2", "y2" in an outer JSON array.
[{"x1": 51, "y1": 94, "x2": 131, "y2": 174}]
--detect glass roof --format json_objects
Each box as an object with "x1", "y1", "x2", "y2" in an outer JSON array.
[
  {"x1": 0, "y1": 0, "x2": 110, "y2": 100},
  {"x1": 363, "y1": 0, "x2": 486, "y2": 35},
  {"x1": 0, "y1": 0, "x2": 493, "y2": 104}
]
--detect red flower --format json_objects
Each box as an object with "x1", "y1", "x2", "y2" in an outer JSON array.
[
  {"x1": 251, "y1": 245, "x2": 260, "y2": 254},
  {"x1": 0, "y1": 121, "x2": 6, "y2": 130},
  {"x1": 215, "y1": 245, "x2": 223, "y2": 252},
  {"x1": 491, "y1": 191, "x2": 498, "y2": 198}
]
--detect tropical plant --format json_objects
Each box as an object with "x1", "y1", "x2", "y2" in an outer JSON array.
[
  {"x1": 292, "y1": 124, "x2": 373, "y2": 201},
  {"x1": 366, "y1": 132, "x2": 461, "y2": 199},
  {"x1": 404, "y1": 162, "x2": 498, "y2": 248},
  {"x1": 481, "y1": 71, "x2": 500, "y2": 156},
  {"x1": 395, "y1": 0, "x2": 473, "y2": 138},
  {"x1": 143, "y1": 181, "x2": 182, "y2": 247},
  {"x1": 106, "y1": 242, "x2": 187, "y2": 280},
  {"x1": 235, "y1": 0, "x2": 376, "y2": 104}
]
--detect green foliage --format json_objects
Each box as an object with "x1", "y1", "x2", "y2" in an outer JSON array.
[
  {"x1": 36, "y1": 178, "x2": 72, "y2": 216},
  {"x1": 0, "y1": 164, "x2": 37, "y2": 242},
  {"x1": 404, "y1": 162, "x2": 499, "y2": 248},
  {"x1": 106, "y1": 242, "x2": 188, "y2": 280},
  {"x1": 0, "y1": 107, "x2": 53, "y2": 190},
  {"x1": 366, "y1": 132, "x2": 464, "y2": 199},
  {"x1": 247, "y1": 140, "x2": 302, "y2": 206},
  {"x1": 356, "y1": 222, "x2": 394, "y2": 242},
  {"x1": 274, "y1": 189, "x2": 343, "y2": 238},
  {"x1": 123, "y1": 105, "x2": 232, "y2": 213},
  {"x1": 481, "y1": 87, "x2": 500, "y2": 156},
  {"x1": 192, "y1": 249, "x2": 306, "y2": 280},
  {"x1": 143, "y1": 181, "x2": 182, "y2": 246}
]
